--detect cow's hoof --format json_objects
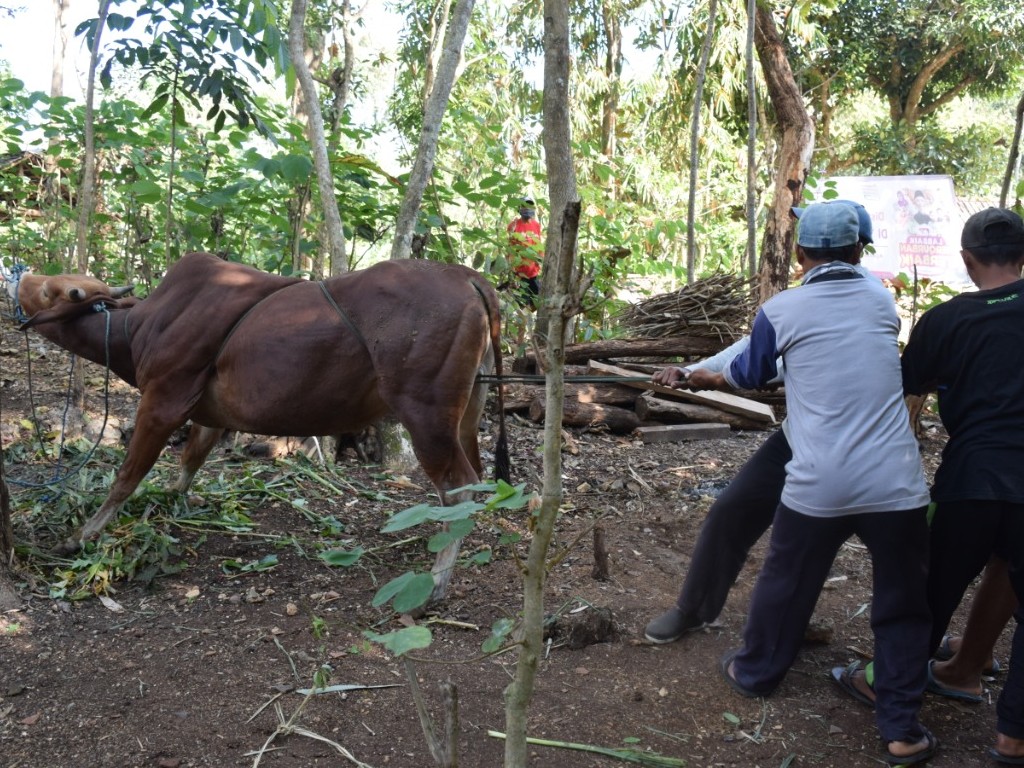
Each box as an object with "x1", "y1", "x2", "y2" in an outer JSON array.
[{"x1": 53, "y1": 537, "x2": 83, "y2": 557}]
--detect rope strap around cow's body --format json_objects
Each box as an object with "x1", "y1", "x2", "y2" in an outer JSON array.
[{"x1": 317, "y1": 281, "x2": 370, "y2": 352}]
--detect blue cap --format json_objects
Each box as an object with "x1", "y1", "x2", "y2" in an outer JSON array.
[
  {"x1": 792, "y1": 199, "x2": 873, "y2": 244},
  {"x1": 795, "y1": 202, "x2": 860, "y2": 249}
]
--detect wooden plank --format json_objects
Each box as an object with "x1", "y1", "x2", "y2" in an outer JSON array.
[
  {"x1": 515, "y1": 336, "x2": 723, "y2": 372},
  {"x1": 588, "y1": 360, "x2": 776, "y2": 424},
  {"x1": 638, "y1": 423, "x2": 732, "y2": 443}
]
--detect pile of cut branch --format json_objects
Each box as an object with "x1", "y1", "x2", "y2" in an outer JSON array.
[{"x1": 616, "y1": 273, "x2": 757, "y2": 342}]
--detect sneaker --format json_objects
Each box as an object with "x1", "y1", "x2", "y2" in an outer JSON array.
[{"x1": 644, "y1": 607, "x2": 702, "y2": 644}]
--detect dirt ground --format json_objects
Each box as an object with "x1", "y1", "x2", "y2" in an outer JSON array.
[{"x1": 0, "y1": 330, "x2": 1011, "y2": 768}]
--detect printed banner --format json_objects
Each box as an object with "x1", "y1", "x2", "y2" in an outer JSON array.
[{"x1": 806, "y1": 175, "x2": 970, "y2": 286}]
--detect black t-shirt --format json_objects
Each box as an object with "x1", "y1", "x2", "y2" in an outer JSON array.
[{"x1": 902, "y1": 278, "x2": 1024, "y2": 503}]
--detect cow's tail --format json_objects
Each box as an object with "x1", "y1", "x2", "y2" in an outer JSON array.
[{"x1": 472, "y1": 277, "x2": 511, "y2": 483}]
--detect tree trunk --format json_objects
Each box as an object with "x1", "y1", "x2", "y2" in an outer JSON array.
[
  {"x1": 534, "y1": 0, "x2": 579, "y2": 344},
  {"x1": 66, "y1": 0, "x2": 112, "y2": 425},
  {"x1": 505, "y1": 202, "x2": 582, "y2": 768},
  {"x1": 390, "y1": 0, "x2": 475, "y2": 260},
  {"x1": 686, "y1": 0, "x2": 718, "y2": 283},
  {"x1": 1001, "y1": 89, "x2": 1024, "y2": 209},
  {"x1": 50, "y1": 0, "x2": 70, "y2": 100},
  {"x1": 599, "y1": 2, "x2": 621, "y2": 177},
  {"x1": 289, "y1": 0, "x2": 347, "y2": 271},
  {"x1": 744, "y1": 0, "x2": 758, "y2": 277},
  {"x1": 421, "y1": 0, "x2": 452, "y2": 108},
  {"x1": 324, "y1": 0, "x2": 367, "y2": 276},
  {"x1": 503, "y1": 3, "x2": 578, "y2": 760},
  {"x1": 753, "y1": 2, "x2": 815, "y2": 303}
]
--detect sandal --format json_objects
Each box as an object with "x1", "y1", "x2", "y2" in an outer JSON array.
[
  {"x1": 830, "y1": 660, "x2": 876, "y2": 708},
  {"x1": 934, "y1": 634, "x2": 1001, "y2": 675},
  {"x1": 882, "y1": 727, "x2": 938, "y2": 766},
  {"x1": 719, "y1": 649, "x2": 761, "y2": 698},
  {"x1": 990, "y1": 747, "x2": 1024, "y2": 765},
  {"x1": 926, "y1": 659, "x2": 983, "y2": 703}
]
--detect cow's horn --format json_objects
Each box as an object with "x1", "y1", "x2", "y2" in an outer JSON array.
[{"x1": 111, "y1": 285, "x2": 134, "y2": 298}]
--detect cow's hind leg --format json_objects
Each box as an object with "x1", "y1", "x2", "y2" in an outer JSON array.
[
  {"x1": 404, "y1": 424, "x2": 480, "y2": 603},
  {"x1": 61, "y1": 395, "x2": 187, "y2": 553},
  {"x1": 175, "y1": 424, "x2": 226, "y2": 493}
]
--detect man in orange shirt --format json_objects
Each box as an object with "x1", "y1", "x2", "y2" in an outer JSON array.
[{"x1": 506, "y1": 197, "x2": 543, "y2": 308}]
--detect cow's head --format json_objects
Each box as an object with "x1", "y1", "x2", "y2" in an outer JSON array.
[{"x1": 11, "y1": 272, "x2": 134, "y2": 327}]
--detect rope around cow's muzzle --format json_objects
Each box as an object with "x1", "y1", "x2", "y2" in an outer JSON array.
[{"x1": 3, "y1": 303, "x2": 117, "y2": 490}]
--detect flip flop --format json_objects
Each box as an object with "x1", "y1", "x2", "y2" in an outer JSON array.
[
  {"x1": 830, "y1": 661, "x2": 876, "y2": 708},
  {"x1": 882, "y1": 727, "x2": 938, "y2": 766},
  {"x1": 719, "y1": 649, "x2": 760, "y2": 698},
  {"x1": 934, "y1": 634, "x2": 1002, "y2": 675},
  {"x1": 925, "y1": 659, "x2": 983, "y2": 703},
  {"x1": 990, "y1": 747, "x2": 1024, "y2": 765}
]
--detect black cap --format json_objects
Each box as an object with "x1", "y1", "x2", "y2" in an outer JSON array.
[{"x1": 961, "y1": 207, "x2": 1024, "y2": 250}]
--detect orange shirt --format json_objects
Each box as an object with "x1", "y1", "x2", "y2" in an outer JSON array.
[{"x1": 507, "y1": 218, "x2": 543, "y2": 279}]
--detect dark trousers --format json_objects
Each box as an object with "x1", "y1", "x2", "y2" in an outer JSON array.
[
  {"x1": 927, "y1": 500, "x2": 1024, "y2": 738},
  {"x1": 732, "y1": 503, "x2": 931, "y2": 743},
  {"x1": 514, "y1": 275, "x2": 539, "y2": 309},
  {"x1": 675, "y1": 429, "x2": 791, "y2": 623}
]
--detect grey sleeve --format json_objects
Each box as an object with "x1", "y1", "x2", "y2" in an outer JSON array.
[
  {"x1": 689, "y1": 336, "x2": 751, "y2": 374},
  {"x1": 689, "y1": 335, "x2": 785, "y2": 386}
]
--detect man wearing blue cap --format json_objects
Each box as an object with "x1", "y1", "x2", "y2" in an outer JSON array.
[
  {"x1": 645, "y1": 199, "x2": 875, "y2": 645},
  {"x1": 683, "y1": 201, "x2": 935, "y2": 764}
]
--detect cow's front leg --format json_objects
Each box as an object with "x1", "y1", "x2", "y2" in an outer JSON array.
[{"x1": 58, "y1": 395, "x2": 187, "y2": 554}]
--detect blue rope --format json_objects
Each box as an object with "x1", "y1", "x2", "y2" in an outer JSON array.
[
  {"x1": 9, "y1": 263, "x2": 31, "y2": 325},
  {"x1": 5, "y1": 303, "x2": 116, "y2": 491}
]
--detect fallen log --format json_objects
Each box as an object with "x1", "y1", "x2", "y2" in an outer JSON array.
[
  {"x1": 528, "y1": 397, "x2": 639, "y2": 434},
  {"x1": 588, "y1": 361, "x2": 776, "y2": 424},
  {"x1": 504, "y1": 382, "x2": 639, "y2": 412},
  {"x1": 514, "y1": 337, "x2": 722, "y2": 373},
  {"x1": 635, "y1": 393, "x2": 769, "y2": 431}
]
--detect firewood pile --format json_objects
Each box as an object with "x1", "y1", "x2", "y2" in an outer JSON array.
[
  {"x1": 504, "y1": 275, "x2": 783, "y2": 442},
  {"x1": 614, "y1": 273, "x2": 757, "y2": 342}
]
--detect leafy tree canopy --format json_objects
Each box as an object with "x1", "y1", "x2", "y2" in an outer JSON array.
[{"x1": 818, "y1": 0, "x2": 1024, "y2": 126}]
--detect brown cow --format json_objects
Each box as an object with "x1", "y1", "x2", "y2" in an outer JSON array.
[{"x1": 12, "y1": 253, "x2": 509, "y2": 601}]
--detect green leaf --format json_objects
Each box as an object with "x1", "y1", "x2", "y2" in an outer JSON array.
[
  {"x1": 426, "y1": 518, "x2": 475, "y2": 553},
  {"x1": 278, "y1": 153, "x2": 312, "y2": 183},
  {"x1": 319, "y1": 547, "x2": 364, "y2": 567},
  {"x1": 182, "y1": 199, "x2": 214, "y2": 216},
  {"x1": 723, "y1": 712, "x2": 741, "y2": 725},
  {"x1": 129, "y1": 180, "x2": 164, "y2": 204},
  {"x1": 372, "y1": 571, "x2": 434, "y2": 613},
  {"x1": 381, "y1": 503, "x2": 434, "y2": 533},
  {"x1": 364, "y1": 626, "x2": 432, "y2": 657},
  {"x1": 468, "y1": 549, "x2": 492, "y2": 565},
  {"x1": 481, "y1": 617, "x2": 514, "y2": 653}
]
